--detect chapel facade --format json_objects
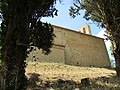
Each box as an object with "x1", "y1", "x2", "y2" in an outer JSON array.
[{"x1": 27, "y1": 25, "x2": 110, "y2": 67}]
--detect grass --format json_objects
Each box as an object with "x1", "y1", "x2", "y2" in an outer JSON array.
[{"x1": 26, "y1": 62, "x2": 120, "y2": 90}]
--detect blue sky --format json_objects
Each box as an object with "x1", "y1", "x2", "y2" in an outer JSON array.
[
  {"x1": 41, "y1": 0, "x2": 114, "y2": 62},
  {"x1": 41, "y1": 0, "x2": 102, "y2": 36}
]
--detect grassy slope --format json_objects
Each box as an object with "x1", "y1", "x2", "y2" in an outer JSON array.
[{"x1": 26, "y1": 62, "x2": 120, "y2": 90}]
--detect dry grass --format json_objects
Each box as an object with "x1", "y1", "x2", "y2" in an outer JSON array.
[{"x1": 26, "y1": 62, "x2": 120, "y2": 90}]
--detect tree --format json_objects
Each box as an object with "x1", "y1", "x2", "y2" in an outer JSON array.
[
  {"x1": 70, "y1": 0, "x2": 120, "y2": 77},
  {"x1": 0, "y1": 0, "x2": 58, "y2": 90}
]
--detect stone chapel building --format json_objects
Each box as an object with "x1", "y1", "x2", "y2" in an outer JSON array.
[{"x1": 27, "y1": 25, "x2": 111, "y2": 67}]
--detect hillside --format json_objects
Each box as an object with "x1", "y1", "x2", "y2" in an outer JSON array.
[{"x1": 26, "y1": 62, "x2": 120, "y2": 90}]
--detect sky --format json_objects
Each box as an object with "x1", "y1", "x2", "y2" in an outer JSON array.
[
  {"x1": 0, "y1": 0, "x2": 114, "y2": 62},
  {"x1": 41, "y1": 0, "x2": 114, "y2": 61},
  {"x1": 41, "y1": 0, "x2": 102, "y2": 35}
]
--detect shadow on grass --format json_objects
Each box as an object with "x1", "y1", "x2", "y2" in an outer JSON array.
[
  {"x1": 91, "y1": 75, "x2": 120, "y2": 90},
  {"x1": 27, "y1": 73, "x2": 120, "y2": 90}
]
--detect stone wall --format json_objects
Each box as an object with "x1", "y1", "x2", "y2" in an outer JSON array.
[
  {"x1": 27, "y1": 45, "x2": 65, "y2": 63},
  {"x1": 27, "y1": 25, "x2": 110, "y2": 67}
]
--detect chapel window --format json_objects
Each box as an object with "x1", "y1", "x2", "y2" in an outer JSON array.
[{"x1": 83, "y1": 27, "x2": 86, "y2": 34}]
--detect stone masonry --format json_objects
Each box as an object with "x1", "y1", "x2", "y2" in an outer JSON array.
[{"x1": 27, "y1": 25, "x2": 110, "y2": 67}]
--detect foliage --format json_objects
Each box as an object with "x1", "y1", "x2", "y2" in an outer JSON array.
[
  {"x1": 0, "y1": 27, "x2": 1, "y2": 50},
  {"x1": 110, "y1": 59, "x2": 115, "y2": 68},
  {"x1": 70, "y1": 0, "x2": 120, "y2": 77},
  {"x1": 0, "y1": 0, "x2": 57, "y2": 53},
  {"x1": 0, "y1": 27, "x2": 1, "y2": 65},
  {"x1": 0, "y1": 0, "x2": 58, "y2": 90}
]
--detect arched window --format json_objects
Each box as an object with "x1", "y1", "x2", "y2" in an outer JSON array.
[{"x1": 83, "y1": 27, "x2": 86, "y2": 34}]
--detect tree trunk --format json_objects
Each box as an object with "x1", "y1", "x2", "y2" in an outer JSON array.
[
  {"x1": 3, "y1": 46, "x2": 27, "y2": 90},
  {"x1": 1, "y1": 22, "x2": 28, "y2": 90},
  {"x1": 112, "y1": 41, "x2": 120, "y2": 77}
]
